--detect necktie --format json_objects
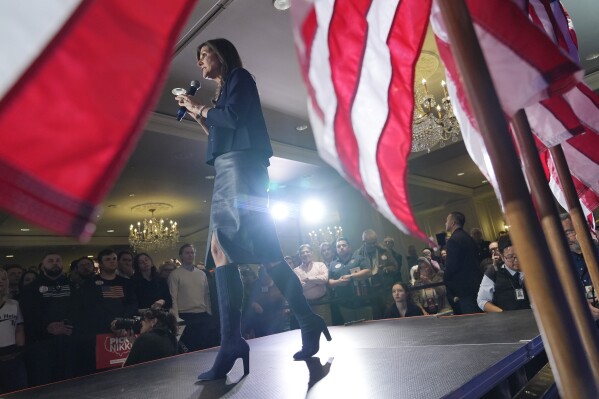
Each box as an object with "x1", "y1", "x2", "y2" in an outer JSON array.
[{"x1": 514, "y1": 272, "x2": 521, "y2": 287}]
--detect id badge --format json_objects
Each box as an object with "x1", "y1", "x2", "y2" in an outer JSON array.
[{"x1": 515, "y1": 288, "x2": 525, "y2": 301}]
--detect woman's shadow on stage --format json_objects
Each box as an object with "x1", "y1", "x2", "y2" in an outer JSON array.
[{"x1": 304, "y1": 357, "x2": 334, "y2": 390}]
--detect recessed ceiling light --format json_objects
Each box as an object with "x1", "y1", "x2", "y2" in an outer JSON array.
[
  {"x1": 482, "y1": 180, "x2": 488, "y2": 183},
  {"x1": 129, "y1": 193, "x2": 135, "y2": 197},
  {"x1": 295, "y1": 124, "x2": 308, "y2": 131},
  {"x1": 205, "y1": 175, "x2": 215, "y2": 180},
  {"x1": 6, "y1": 255, "x2": 14, "y2": 258},
  {"x1": 107, "y1": 229, "x2": 115, "y2": 233},
  {"x1": 20, "y1": 228, "x2": 30, "y2": 232},
  {"x1": 586, "y1": 53, "x2": 599, "y2": 61},
  {"x1": 87, "y1": 255, "x2": 94, "y2": 258},
  {"x1": 457, "y1": 172, "x2": 465, "y2": 176}
]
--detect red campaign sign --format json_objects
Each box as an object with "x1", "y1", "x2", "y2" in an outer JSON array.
[{"x1": 95, "y1": 333, "x2": 134, "y2": 370}]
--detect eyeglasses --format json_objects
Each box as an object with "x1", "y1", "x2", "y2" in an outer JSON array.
[
  {"x1": 504, "y1": 254, "x2": 518, "y2": 262},
  {"x1": 490, "y1": 247, "x2": 499, "y2": 253}
]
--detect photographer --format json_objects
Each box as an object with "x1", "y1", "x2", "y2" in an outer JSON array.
[{"x1": 122, "y1": 308, "x2": 178, "y2": 366}]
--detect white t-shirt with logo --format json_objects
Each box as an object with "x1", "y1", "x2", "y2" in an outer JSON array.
[{"x1": 0, "y1": 299, "x2": 23, "y2": 348}]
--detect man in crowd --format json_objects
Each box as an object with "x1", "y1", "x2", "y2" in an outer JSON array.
[
  {"x1": 116, "y1": 250, "x2": 134, "y2": 279},
  {"x1": 471, "y1": 227, "x2": 491, "y2": 264},
  {"x1": 168, "y1": 243, "x2": 215, "y2": 351},
  {"x1": 560, "y1": 213, "x2": 599, "y2": 321},
  {"x1": 488, "y1": 241, "x2": 503, "y2": 271},
  {"x1": 477, "y1": 235, "x2": 529, "y2": 312},
  {"x1": 443, "y1": 212, "x2": 484, "y2": 315},
  {"x1": 72, "y1": 248, "x2": 138, "y2": 375},
  {"x1": 354, "y1": 229, "x2": 398, "y2": 319},
  {"x1": 382, "y1": 236, "x2": 405, "y2": 281},
  {"x1": 328, "y1": 237, "x2": 372, "y2": 323},
  {"x1": 560, "y1": 213, "x2": 596, "y2": 295},
  {"x1": 422, "y1": 249, "x2": 441, "y2": 272},
  {"x1": 19, "y1": 253, "x2": 74, "y2": 386},
  {"x1": 406, "y1": 245, "x2": 419, "y2": 271}
]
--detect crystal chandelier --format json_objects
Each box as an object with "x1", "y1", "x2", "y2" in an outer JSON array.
[
  {"x1": 411, "y1": 79, "x2": 461, "y2": 153},
  {"x1": 129, "y1": 207, "x2": 179, "y2": 252},
  {"x1": 308, "y1": 225, "x2": 343, "y2": 247}
]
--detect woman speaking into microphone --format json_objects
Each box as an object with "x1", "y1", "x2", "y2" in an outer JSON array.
[{"x1": 175, "y1": 38, "x2": 330, "y2": 381}]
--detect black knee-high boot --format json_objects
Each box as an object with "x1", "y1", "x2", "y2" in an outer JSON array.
[
  {"x1": 197, "y1": 264, "x2": 249, "y2": 380},
  {"x1": 266, "y1": 261, "x2": 332, "y2": 359}
]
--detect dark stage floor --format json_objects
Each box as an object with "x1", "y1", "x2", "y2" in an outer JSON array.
[{"x1": 3, "y1": 310, "x2": 543, "y2": 399}]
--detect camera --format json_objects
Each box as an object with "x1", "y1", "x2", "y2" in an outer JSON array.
[{"x1": 114, "y1": 316, "x2": 142, "y2": 333}]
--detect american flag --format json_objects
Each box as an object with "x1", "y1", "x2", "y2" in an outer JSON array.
[
  {"x1": 101, "y1": 285, "x2": 125, "y2": 299},
  {"x1": 430, "y1": 0, "x2": 599, "y2": 224},
  {"x1": 291, "y1": 0, "x2": 433, "y2": 242},
  {"x1": 0, "y1": 0, "x2": 196, "y2": 240},
  {"x1": 292, "y1": 0, "x2": 599, "y2": 242}
]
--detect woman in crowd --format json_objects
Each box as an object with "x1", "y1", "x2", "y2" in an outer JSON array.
[
  {"x1": 175, "y1": 38, "x2": 329, "y2": 381},
  {"x1": 412, "y1": 257, "x2": 448, "y2": 315},
  {"x1": 0, "y1": 269, "x2": 27, "y2": 393},
  {"x1": 19, "y1": 269, "x2": 38, "y2": 290},
  {"x1": 123, "y1": 308, "x2": 178, "y2": 366},
  {"x1": 132, "y1": 253, "x2": 171, "y2": 310},
  {"x1": 384, "y1": 282, "x2": 423, "y2": 318}
]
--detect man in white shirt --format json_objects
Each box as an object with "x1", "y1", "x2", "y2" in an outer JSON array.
[
  {"x1": 168, "y1": 244, "x2": 215, "y2": 351},
  {"x1": 293, "y1": 244, "x2": 331, "y2": 325}
]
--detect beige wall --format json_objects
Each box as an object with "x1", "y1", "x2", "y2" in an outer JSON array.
[{"x1": 2, "y1": 185, "x2": 507, "y2": 270}]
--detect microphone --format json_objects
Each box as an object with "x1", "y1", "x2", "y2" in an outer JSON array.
[{"x1": 176, "y1": 80, "x2": 201, "y2": 121}]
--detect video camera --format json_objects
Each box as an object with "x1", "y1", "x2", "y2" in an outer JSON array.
[{"x1": 113, "y1": 316, "x2": 142, "y2": 333}]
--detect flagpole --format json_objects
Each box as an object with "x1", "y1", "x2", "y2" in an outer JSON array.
[
  {"x1": 437, "y1": 1, "x2": 597, "y2": 397},
  {"x1": 511, "y1": 109, "x2": 599, "y2": 380},
  {"x1": 549, "y1": 145, "x2": 599, "y2": 292}
]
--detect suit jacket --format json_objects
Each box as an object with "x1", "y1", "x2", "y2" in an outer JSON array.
[
  {"x1": 204, "y1": 67, "x2": 273, "y2": 165},
  {"x1": 443, "y1": 228, "x2": 483, "y2": 298}
]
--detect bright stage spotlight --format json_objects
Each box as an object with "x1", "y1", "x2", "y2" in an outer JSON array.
[
  {"x1": 270, "y1": 202, "x2": 290, "y2": 220},
  {"x1": 301, "y1": 199, "x2": 325, "y2": 223}
]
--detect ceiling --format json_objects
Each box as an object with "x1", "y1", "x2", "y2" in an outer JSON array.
[{"x1": 1, "y1": 0, "x2": 598, "y2": 261}]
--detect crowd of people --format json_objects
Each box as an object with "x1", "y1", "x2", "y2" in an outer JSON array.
[{"x1": 1, "y1": 211, "x2": 597, "y2": 395}]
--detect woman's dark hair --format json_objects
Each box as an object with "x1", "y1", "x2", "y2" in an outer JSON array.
[
  {"x1": 197, "y1": 38, "x2": 243, "y2": 100},
  {"x1": 133, "y1": 253, "x2": 157, "y2": 277},
  {"x1": 19, "y1": 269, "x2": 38, "y2": 289},
  {"x1": 140, "y1": 308, "x2": 177, "y2": 335},
  {"x1": 70, "y1": 256, "x2": 92, "y2": 272}
]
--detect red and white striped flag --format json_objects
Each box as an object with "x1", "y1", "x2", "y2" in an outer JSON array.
[
  {"x1": 0, "y1": 0, "x2": 196, "y2": 240},
  {"x1": 291, "y1": 0, "x2": 433, "y2": 242},
  {"x1": 431, "y1": 0, "x2": 599, "y2": 220}
]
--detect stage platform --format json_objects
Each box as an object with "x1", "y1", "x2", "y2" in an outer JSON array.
[{"x1": 3, "y1": 310, "x2": 544, "y2": 399}]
